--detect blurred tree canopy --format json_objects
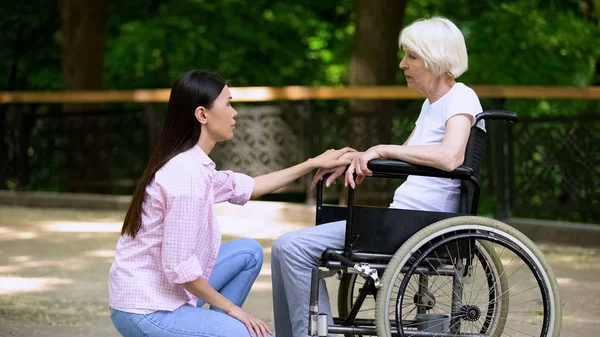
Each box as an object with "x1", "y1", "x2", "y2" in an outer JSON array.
[
  {"x1": 1, "y1": 0, "x2": 599, "y2": 92},
  {"x1": 2, "y1": 0, "x2": 598, "y2": 126},
  {"x1": 104, "y1": 0, "x2": 356, "y2": 88}
]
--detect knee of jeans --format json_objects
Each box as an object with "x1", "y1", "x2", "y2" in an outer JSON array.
[
  {"x1": 239, "y1": 238, "x2": 264, "y2": 265},
  {"x1": 272, "y1": 232, "x2": 300, "y2": 259}
]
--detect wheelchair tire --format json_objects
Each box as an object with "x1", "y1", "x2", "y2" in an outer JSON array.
[{"x1": 375, "y1": 216, "x2": 561, "y2": 337}]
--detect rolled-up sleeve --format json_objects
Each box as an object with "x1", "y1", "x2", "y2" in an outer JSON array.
[
  {"x1": 160, "y1": 172, "x2": 211, "y2": 284},
  {"x1": 212, "y1": 170, "x2": 255, "y2": 205},
  {"x1": 167, "y1": 254, "x2": 203, "y2": 284}
]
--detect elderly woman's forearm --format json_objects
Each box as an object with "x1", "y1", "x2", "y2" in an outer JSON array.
[{"x1": 379, "y1": 144, "x2": 464, "y2": 171}]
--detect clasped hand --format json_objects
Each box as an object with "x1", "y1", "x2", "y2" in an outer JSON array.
[{"x1": 311, "y1": 146, "x2": 383, "y2": 189}]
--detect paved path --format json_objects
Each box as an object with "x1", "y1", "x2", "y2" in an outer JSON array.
[{"x1": 0, "y1": 203, "x2": 598, "y2": 337}]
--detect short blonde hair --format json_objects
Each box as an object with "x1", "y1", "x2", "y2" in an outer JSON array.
[{"x1": 399, "y1": 17, "x2": 468, "y2": 78}]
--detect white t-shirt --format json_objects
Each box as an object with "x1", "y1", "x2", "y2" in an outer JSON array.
[{"x1": 389, "y1": 82, "x2": 484, "y2": 213}]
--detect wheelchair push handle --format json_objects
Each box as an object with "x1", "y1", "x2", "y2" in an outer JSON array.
[{"x1": 475, "y1": 110, "x2": 517, "y2": 124}]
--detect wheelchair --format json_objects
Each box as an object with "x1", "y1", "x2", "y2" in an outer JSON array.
[{"x1": 308, "y1": 111, "x2": 562, "y2": 337}]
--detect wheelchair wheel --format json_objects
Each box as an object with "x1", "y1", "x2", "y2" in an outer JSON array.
[
  {"x1": 375, "y1": 216, "x2": 561, "y2": 337},
  {"x1": 338, "y1": 273, "x2": 378, "y2": 337}
]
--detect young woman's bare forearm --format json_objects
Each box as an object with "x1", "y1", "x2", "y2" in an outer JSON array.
[
  {"x1": 183, "y1": 278, "x2": 235, "y2": 313},
  {"x1": 251, "y1": 159, "x2": 315, "y2": 198},
  {"x1": 251, "y1": 148, "x2": 356, "y2": 198}
]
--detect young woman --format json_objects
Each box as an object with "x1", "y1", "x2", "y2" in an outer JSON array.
[{"x1": 108, "y1": 70, "x2": 354, "y2": 337}]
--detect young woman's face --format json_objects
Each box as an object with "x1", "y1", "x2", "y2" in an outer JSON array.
[
  {"x1": 399, "y1": 48, "x2": 436, "y2": 92},
  {"x1": 204, "y1": 85, "x2": 237, "y2": 142}
]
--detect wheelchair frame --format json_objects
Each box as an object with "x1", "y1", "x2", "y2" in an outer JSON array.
[{"x1": 306, "y1": 111, "x2": 562, "y2": 337}]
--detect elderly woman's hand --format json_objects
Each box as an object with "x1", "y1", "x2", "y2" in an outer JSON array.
[
  {"x1": 344, "y1": 146, "x2": 385, "y2": 189},
  {"x1": 310, "y1": 151, "x2": 363, "y2": 189}
]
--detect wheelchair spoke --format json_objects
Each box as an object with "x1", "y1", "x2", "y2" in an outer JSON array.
[
  {"x1": 402, "y1": 304, "x2": 418, "y2": 318},
  {"x1": 404, "y1": 273, "x2": 454, "y2": 311},
  {"x1": 473, "y1": 273, "x2": 535, "y2": 309},
  {"x1": 470, "y1": 255, "x2": 498, "y2": 306},
  {"x1": 428, "y1": 271, "x2": 454, "y2": 296},
  {"x1": 506, "y1": 319, "x2": 543, "y2": 326},
  {"x1": 502, "y1": 324, "x2": 539, "y2": 337},
  {"x1": 466, "y1": 250, "x2": 479, "y2": 305},
  {"x1": 499, "y1": 327, "x2": 516, "y2": 337},
  {"x1": 427, "y1": 252, "x2": 465, "y2": 303},
  {"x1": 499, "y1": 297, "x2": 542, "y2": 307},
  {"x1": 415, "y1": 271, "x2": 454, "y2": 302},
  {"x1": 470, "y1": 268, "x2": 496, "y2": 308}
]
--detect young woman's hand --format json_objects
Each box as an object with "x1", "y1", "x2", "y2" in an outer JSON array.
[
  {"x1": 345, "y1": 146, "x2": 385, "y2": 189},
  {"x1": 226, "y1": 306, "x2": 272, "y2": 337},
  {"x1": 310, "y1": 147, "x2": 356, "y2": 170},
  {"x1": 311, "y1": 151, "x2": 363, "y2": 189}
]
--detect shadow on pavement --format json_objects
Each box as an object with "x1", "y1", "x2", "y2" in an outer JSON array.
[{"x1": 1, "y1": 203, "x2": 599, "y2": 337}]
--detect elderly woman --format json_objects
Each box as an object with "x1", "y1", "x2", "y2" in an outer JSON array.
[{"x1": 271, "y1": 17, "x2": 484, "y2": 337}]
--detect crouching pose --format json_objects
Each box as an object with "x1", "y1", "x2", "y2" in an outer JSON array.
[{"x1": 108, "y1": 70, "x2": 355, "y2": 337}]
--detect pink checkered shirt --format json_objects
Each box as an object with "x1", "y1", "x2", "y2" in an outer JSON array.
[{"x1": 108, "y1": 145, "x2": 255, "y2": 311}]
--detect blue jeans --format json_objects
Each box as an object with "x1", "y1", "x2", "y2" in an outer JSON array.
[{"x1": 110, "y1": 238, "x2": 274, "y2": 337}]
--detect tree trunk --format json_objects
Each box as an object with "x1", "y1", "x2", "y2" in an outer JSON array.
[
  {"x1": 580, "y1": 0, "x2": 598, "y2": 23},
  {"x1": 58, "y1": 0, "x2": 111, "y2": 193},
  {"x1": 349, "y1": 0, "x2": 407, "y2": 115},
  {"x1": 59, "y1": 0, "x2": 110, "y2": 92},
  {"x1": 0, "y1": 28, "x2": 23, "y2": 189},
  {"x1": 346, "y1": 0, "x2": 408, "y2": 205}
]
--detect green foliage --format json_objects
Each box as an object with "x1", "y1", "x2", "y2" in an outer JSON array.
[
  {"x1": 2, "y1": 0, "x2": 599, "y2": 92},
  {"x1": 0, "y1": 0, "x2": 62, "y2": 90},
  {"x1": 464, "y1": 3, "x2": 599, "y2": 87},
  {"x1": 104, "y1": 0, "x2": 354, "y2": 88}
]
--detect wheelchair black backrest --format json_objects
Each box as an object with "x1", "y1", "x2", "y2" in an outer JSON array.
[
  {"x1": 458, "y1": 121, "x2": 486, "y2": 214},
  {"x1": 459, "y1": 110, "x2": 518, "y2": 214}
]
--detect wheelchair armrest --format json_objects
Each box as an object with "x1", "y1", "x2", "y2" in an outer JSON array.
[
  {"x1": 476, "y1": 110, "x2": 517, "y2": 124},
  {"x1": 367, "y1": 159, "x2": 474, "y2": 180}
]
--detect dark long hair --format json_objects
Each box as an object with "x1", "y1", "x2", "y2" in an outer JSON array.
[{"x1": 121, "y1": 70, "x2": 227, "y2": 238}]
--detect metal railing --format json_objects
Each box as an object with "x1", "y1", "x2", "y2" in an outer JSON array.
[{"x1": 1, "y1": 86, "x2": 599, "y2": 222}]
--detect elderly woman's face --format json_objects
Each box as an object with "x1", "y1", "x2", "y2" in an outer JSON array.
[{"x1": 399, "y1": 48, "x2": 435, "y2": 92}]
